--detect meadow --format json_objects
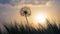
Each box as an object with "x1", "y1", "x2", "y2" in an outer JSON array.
[{"x1": 0, "y1": 20, "x2": 60, "y2": 34}]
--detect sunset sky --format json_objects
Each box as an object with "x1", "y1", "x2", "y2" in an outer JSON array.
[{"x1": 0, "y1": 0, "x2": 60, "y2": 26}]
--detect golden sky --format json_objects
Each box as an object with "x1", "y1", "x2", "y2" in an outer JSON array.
[{"x1": 0, "y1": 0, "x2": 60, "y2": 28}]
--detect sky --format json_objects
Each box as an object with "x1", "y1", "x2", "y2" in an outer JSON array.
[{"x1": 0, "y1": 0, "x2": 60, "y2": 25}]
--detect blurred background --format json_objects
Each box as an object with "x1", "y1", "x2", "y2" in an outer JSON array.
[{"x1": 0, "y1": 0, "x2": 60, "y2": 34}]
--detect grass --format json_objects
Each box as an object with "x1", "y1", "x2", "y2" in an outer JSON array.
[{"x1": 0, "y1": 20, "x2": 60, "y2": 34}]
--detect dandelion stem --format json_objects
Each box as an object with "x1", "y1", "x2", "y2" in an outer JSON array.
[{"x1": 25, "y1": 15, "x2": 29, "y2": 24}]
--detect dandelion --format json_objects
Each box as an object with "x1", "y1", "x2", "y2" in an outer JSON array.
[{"x1": 20, "y1": 7, "x2": 31, "y2": 24}]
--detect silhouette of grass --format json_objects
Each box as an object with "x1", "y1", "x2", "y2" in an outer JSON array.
[{"x1": 0, "y1": 20, "x2": 60, "y2": 34}]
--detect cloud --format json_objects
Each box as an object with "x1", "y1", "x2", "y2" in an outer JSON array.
[
  {"x1": 0, "y1": 0, "x2": 11, "y2": 4},
  {"x1": 0, "y1": 0, "x2": 21, "y2": 6},
  {"x1": 0, "y1": 0, "x2": 50, "y2": 6},
  {"x1": 17, "y1": 0, "x2": 50, "y2": 5},
  {"x1": 33, "y1": 0, "x2": 49, "y2": 5}
]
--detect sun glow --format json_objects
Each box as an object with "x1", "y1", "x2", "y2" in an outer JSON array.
[{"x1": 34, "y1": 13, "x2": 47, "y2": 24}]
